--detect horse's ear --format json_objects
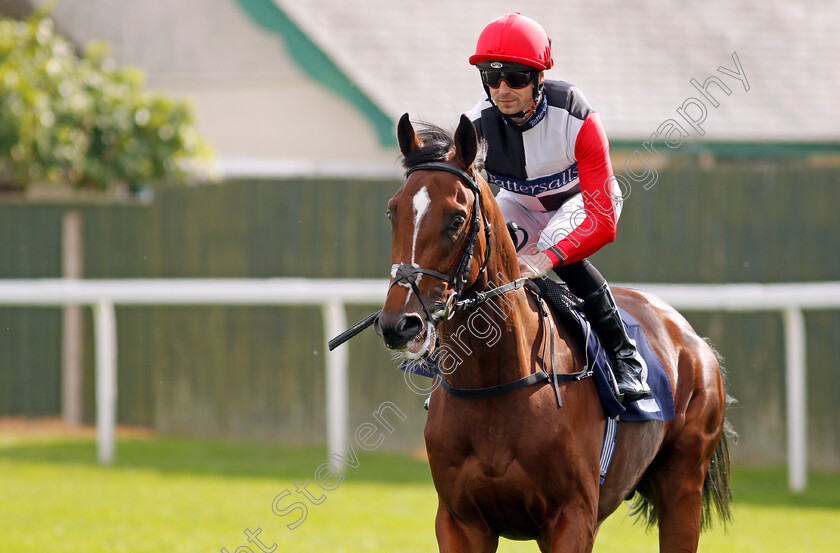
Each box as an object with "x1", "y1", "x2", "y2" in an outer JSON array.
[
  {"x1": 453, "y1": 114, "x2": 478, "y2": 170},
  {"x1": 397, "y1": 113, "x2": 423, "y2": 157}
]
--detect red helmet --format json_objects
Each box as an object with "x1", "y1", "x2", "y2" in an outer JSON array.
[{"x1": 469, "y1": 13, "x2": 553, "y2": 70}]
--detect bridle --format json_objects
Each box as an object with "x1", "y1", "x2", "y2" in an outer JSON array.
[
  {"x1": 387, "y1": 161, "x2": 494, "y2": 324},
  {"x1": 387, "y1": 161, "x2": 591, "y2": 405},
  {"x1": 328, "y1": 160, "x2": 524, "y2": 354}
]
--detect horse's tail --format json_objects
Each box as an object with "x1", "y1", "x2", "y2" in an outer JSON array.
[{"x1": 700, "y1": 417, "x2": 735, "y2": 530}]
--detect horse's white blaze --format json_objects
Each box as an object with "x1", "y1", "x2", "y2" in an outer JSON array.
[
  {"x1": 411, "y1": 186, "x2": 431, "y2": 262},
  {"x1": 401, "y1": 186, "x2": 431, "y2": 305}
]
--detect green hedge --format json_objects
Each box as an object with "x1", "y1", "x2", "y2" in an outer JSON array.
[{"x1": 0, "y1": 11, "x2": 209, "y2": 190}]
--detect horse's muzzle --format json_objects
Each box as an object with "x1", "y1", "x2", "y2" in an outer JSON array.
[{"x1": 374, "y1": 312, "x2": 425, "y2": 350}]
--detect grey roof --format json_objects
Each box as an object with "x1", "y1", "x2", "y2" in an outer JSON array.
[{"x1": 275, "y1": 0, "x2": 840, "y2": 143}]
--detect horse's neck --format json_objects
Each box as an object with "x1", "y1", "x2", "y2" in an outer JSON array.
[
  {"x1": 439, "y1": 263, "x2": 542, "y2": 388},
  {"x1": 436, "y1": 175, "x2": 563, "y2": 387}
]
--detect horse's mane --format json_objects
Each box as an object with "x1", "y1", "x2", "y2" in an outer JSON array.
[{"x1": 401, "y1": 121, "x2": 487, "y2": 174}]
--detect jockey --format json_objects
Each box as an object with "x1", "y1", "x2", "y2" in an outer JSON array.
[{"x1": 467, "y1": 13, "x2": 651, "y2": 402}]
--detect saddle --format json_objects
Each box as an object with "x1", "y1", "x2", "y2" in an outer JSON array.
[{"x1": 526, "y1": 275, "x2": 674, "y2": 422}]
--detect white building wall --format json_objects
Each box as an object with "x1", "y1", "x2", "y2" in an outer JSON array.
[{"x1": 37, "y1": 0, "x2": 399, "y2": 164}]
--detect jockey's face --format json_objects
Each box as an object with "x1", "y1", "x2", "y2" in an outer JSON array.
[{"x1": 487, "y1": 72, "x2": 544, "y2": 121}]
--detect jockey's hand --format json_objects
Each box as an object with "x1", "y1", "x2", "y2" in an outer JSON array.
[{"x1": 518, "y1": 252, "x2": 554, "y2": 279}]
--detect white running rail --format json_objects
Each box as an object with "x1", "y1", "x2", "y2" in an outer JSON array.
[{"x1": 2, "y1": 278, "x2": 840, "y2": 491}]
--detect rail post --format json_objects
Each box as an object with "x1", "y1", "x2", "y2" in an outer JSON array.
[
  {"x1": 322, "y1": 299, "x2": 349, "y2": 470},
  {"x1": 783, "y1": 306, "x2": 807, "y2": 492},
  {"x1": 94, "y1": 299, "x2": 118, "y2": 465}
]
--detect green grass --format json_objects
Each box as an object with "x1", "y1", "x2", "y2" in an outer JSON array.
[{"x1": 1, "y1": 434, "x2": 838, "y2": 552}]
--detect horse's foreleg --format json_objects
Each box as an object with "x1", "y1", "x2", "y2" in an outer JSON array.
[{"x1": 435, "y1": 502, "x2": 499, "y2": 553}]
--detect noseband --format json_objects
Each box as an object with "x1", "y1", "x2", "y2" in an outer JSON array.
[{"x1": 388, "y1": 162, "x2": 493, "y2": 324}]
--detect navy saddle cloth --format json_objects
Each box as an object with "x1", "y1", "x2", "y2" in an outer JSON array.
[{"x1": 402, "y1": 278, "x2": 674, "y2": 422}]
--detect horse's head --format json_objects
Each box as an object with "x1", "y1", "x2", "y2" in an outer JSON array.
[{"x1": 374, "y1": 113, "x2": 492, "y2": 359}]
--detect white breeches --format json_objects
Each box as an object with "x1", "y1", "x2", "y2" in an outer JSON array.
[{"x1": 496, "y1": 189, "x2": 623, "y2": 254}]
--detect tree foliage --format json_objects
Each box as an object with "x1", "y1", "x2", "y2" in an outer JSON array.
[{"x1": 0, "y1": 11, "x2": 211, "y2": 191}]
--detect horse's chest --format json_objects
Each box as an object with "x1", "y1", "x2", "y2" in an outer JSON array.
[
  {"x1": 436, "y1": 452, "x2": 555, "y2": 538},
  {"x1": 425, "y1": 393, "x2": 602, "y2": 537},
  {"x1": 427, "y1": 423, "x2": 567, "y2": 535}
]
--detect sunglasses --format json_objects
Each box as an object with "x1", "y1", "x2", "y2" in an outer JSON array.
[{"x1": 480, "y1": 70, "x2": 537, "y2": 89}]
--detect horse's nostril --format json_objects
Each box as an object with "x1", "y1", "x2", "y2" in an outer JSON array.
[
  {"x1": 396, "y1": 314, "x2": 424, "y2": 340},
  {"x1": 378, "y1": 313, "x2": 424, "y2": 348}
]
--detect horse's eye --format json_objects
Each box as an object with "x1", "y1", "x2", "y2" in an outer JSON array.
[
  {"x1": 451, "y1": 215, "x2": 466, "y2": 230},
  {"x1": 386, "y1": 209, "x2": 391, "y2": 221}
]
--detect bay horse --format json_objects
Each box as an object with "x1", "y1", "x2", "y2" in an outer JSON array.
[{"x1": 374, "y1": 113, "x2": 732, "y2": 552}]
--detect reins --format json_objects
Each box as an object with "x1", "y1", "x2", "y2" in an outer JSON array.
[{"x1": 434, "y1": 286, "x2": 593, "y2": 407}]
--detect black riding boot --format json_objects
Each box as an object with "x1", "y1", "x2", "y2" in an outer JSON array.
[{"x1": 582, "y1": 282, "x2": 652, "y2": 403}]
